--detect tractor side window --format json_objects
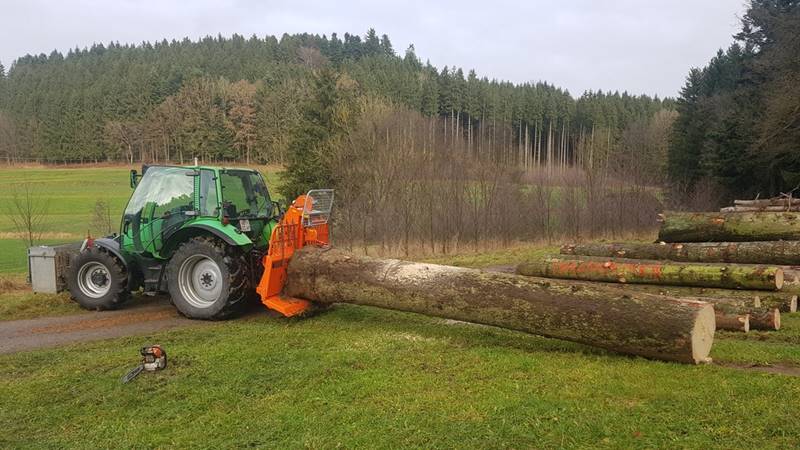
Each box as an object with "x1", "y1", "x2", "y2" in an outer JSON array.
[
  {"x1": 151, "y1": 172, "x2": 195, "y2": 219},
  {"x1": 220, "y1": 170, "x2": 272, "y2": 219},
  {"x1": 124, "y1": 167, "x2": 195, "y2": 220},
  {"x1": 199, "y1": 170, "x2": 219, "y2": 217}
]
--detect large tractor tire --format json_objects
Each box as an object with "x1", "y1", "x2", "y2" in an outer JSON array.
[
  {"x1": 67, "y1": 248, "x2": 130, "y2": 310},
  {"x1": 166, "y1": 236, "x2": 251, "y2": 320}
]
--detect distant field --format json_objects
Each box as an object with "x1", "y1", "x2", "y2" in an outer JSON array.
[{"x1": 0, "y1": 165, "x2": 283, "y2": 273}]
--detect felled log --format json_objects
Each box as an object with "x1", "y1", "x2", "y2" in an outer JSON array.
[
  {"x1": 568, "y1": 281, "x2": 797, "y2": 313},
  {"x1": 285, "y1": 247, "x2": 716, "y2": 364},
  {"x1": 593, "y1": 283, "x2": 779, "y2": 331},
  {"x1": 516, "y1": 256, "x2": 784, "y2": 291},
  {"x1": 562, "y1": 241, "x2": 800, "y2": 266},
  {"x1": 721, "y1": 206, "x2": 800, "y2": 213},
  {"x1": 576, "y1": 282, "x2": 778, "y2": 331},
  {"x1": 734, "y1": 198, "x2": 800, "y2": 207},
  {"x1": 756, "y1": 294, "x2": 798, "y2": 313},
  {"x1": 747, "y1": 308, "x2": 781, "y2": 331},
  {"x1": 657, "y1": 211, "x2": 800, "y2": 242},
  {"x1": 714, "y1": 312, "x2": 750, "y2": 332}
]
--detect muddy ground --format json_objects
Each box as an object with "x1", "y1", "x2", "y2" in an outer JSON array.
[{"x1": 0, "y1": 296, "x2": 208, "y2": 354}]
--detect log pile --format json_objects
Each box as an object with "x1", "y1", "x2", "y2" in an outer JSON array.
[
  {"x1": 519, "y1": 198, "x2": 800, "y2": 335},
  {"x1": 281, "y1": 200, "x2": 793, "y2": 364}
]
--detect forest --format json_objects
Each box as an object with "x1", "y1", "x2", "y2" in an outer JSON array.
[
  {"x1": 669, "y1": 0, "x2": 800, "y2": 201},
  {"x1": 0, "y1": 29, "x2": 669, "y2": 173}
]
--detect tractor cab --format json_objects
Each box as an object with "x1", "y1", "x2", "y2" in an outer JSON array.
[{"x1": 123, "y1": 165, "x2": 276, "y2": 259}]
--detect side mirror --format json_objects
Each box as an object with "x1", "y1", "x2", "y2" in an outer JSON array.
[
  {"x1": 130, "y1": 170, "x2": 139, "y2": 189},
  {"x1": 271, "y1": 200, "x2": 284, "y2": 218}
]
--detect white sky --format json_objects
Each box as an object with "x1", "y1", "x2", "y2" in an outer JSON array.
[{"x1": 0, "y1": 0, "x2": 746, "y2": 97}]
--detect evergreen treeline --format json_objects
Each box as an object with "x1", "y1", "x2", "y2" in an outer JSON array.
[
  {"x1": 0, "y1": 29, "x2": 670, "y2": 170},
  {"x1": 669, "y1": 0, "x2": 800, "y2": 200}
]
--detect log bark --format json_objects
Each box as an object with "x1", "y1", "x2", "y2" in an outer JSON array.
[
  {"x1": 564, "y1": 281, "x2": 797, "y2": 313},
  {"x1": 562, "y1": 241, "x2": 800, "y2": 266},
  {"x1": 721, "y1": 206, "x2": 800, "y2": 213},
  {"x1": 747, "y1": 308, "x2": 781, "y2": 331},
  {"x1": 714, "y1": 312, "x2": 750, "y2": 332},
  {"x1": 734, "y1": 198, "x2": 800, "y2": 207},
  {"x1": 658, "y1": 211, "x2": 800, "y2": 242},
  {"x1": 756, "y1": 294, "x2": 798, "y2": 313},
  {"x1": 516, "y1": 256, "x2": 784, "y2": 291},
  {"x1": 578, "y1": 283, "x2": 780, "y2": 331},
  {"x1": 285, "y1": 247, "x2": 716, "y2": 364}
]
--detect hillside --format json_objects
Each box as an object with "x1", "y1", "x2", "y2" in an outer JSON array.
[{"x1": 0, "y1": 29, "x2": 669, "y2": 171}]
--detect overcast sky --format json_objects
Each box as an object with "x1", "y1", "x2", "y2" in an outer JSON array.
[{"x1": 0, "y1": 0, "x2": 746, "y2": 98}]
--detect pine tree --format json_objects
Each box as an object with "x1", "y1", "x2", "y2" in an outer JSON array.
[{"x1": 280, "y1": 68, "x2": 341, "y2": 200}]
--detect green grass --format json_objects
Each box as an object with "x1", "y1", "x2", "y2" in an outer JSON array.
[
  {"x1": 0, "y1": 165, "x2": 282, "y2": 273},
  {"x1": 1, "y1": 304, "x2": 799, "y2": 448},
  {"x1": 0, "y1": 290, "x2": 81, "y2": 321}
]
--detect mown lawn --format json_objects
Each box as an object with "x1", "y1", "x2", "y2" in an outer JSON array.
[{"x1": 1, "y1": 245, "x2": 800, "y2": 448}]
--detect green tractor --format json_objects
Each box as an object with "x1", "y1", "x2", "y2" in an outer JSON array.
[{"x1": 67, "y1": 165, "x2": 285, "y2": 320}]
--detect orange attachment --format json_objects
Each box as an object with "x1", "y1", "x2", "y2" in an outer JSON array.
[{"x1": 256, "y1": 194, "x2": 330, "y2": 317}]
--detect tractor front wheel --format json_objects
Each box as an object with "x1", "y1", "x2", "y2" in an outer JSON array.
[
  {"x1": 67, "y1": 248, "x2": 130, "y2": 310},
  {"x1": 166, "y1": 236, "x2": 250, "y2": 320}
]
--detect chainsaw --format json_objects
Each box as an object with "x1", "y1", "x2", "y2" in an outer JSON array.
[{"x1": 121, "y1": 345, "x2": 167, "y2": 383}]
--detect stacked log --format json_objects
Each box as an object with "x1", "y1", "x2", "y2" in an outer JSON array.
[
  {"x1": 561, "y1": 241, "x2": 800, "y2": 265},
  {"x1": 285, "y1": 247, "x2": 716, "y2": 364},
  {"x1": 657, "y1": 211, "x2": 800, "y2": 242},
  {"x1": 523, "y1": 205, "x2": 800, "y2": 335},
  {"x1": 516, "y1": 256, "x2": 784, "y2": 291}
]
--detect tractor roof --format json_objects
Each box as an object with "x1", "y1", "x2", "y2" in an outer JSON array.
[{"x1": 142, "y1": 164, "x2": 260, "y2": 173}]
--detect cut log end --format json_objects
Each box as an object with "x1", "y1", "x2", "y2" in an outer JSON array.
[
  {"x1": 775, "y1": 269, "x2": 784, "y2": 290},
  {"x1": 748, "y1": 308, "x2": 782, "y2": 331},
  {"x1": 692, "y1": 305, "x2": 716, "y2": 364},
  {"x1": 715, "y1": 311, "x2": 750, "y2": 333}
]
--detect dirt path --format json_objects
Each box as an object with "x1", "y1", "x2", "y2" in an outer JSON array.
[{"x1": 0, "y1": 296, "x2": 208, "y2": 354}]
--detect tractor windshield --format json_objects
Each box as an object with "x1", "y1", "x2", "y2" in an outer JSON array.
[{"x1": 219, "y1": 170, "x2": 273, "y2": 219}]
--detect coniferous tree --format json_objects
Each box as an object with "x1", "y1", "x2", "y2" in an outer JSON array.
[{"x1": 280, "y1": 68, "x2": 342, "y2": 200}]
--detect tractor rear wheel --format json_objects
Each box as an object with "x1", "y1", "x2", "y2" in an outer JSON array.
[
  {"x1": 166, "y1": 236, "x2": 251, "y2": 320},
  {"x1": 67, "y1": 248, "x2": 130, "y2": 310}
]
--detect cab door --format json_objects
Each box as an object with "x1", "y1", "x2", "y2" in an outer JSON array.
[{"x1": 121, "y1": 166, "x2": 197, "y2": 258}]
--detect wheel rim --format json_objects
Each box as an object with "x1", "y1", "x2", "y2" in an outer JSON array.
[
  {"x1": 77, "y1": 262, "x2": 112, "y2": 299},
  {"x1": 177, "y1": 255, "x2": 223, "y2": 308}
]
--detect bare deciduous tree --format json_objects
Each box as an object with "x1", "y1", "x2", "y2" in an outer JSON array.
[
  {"x1": 91, "y1": 199, "x2": 114, "y2": 236},
  {"x1": 5, "y1": 183, "x2": 50, "y2": 248}
]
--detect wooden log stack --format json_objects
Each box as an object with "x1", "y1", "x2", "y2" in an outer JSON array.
[{"x1": 521, "y1": 196, "x2": 800, "y2": 335}]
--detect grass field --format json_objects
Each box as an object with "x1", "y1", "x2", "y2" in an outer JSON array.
[
  {"x1": 0, "y1": 165, "x2": 282, "y2": 273},
  {"x1": 1, "y1": 166, "x2": 800, "y2": 447}
]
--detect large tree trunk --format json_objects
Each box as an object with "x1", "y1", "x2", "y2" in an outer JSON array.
[
  {"x1": 572, "y1": 282, "x2": 781, "y2": 331},
  {"x1": 516, "y1": 256, "x2": 784, "y2": 290},
  {"x1": 562, "y1": 241, "x2": 800, "y2": 266},
  {"x1": 561, "y1": 281, "x2": 797, "y2": 313},
  {"x1": 563, "y1": 282, "x2": 780, "y2": 331},
  {"x1": 285, "y1": 248, "x2": 715, "y2": 364},
  {"x1": 658, "y1": 211, "x2": 800, "y2": 242}
]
